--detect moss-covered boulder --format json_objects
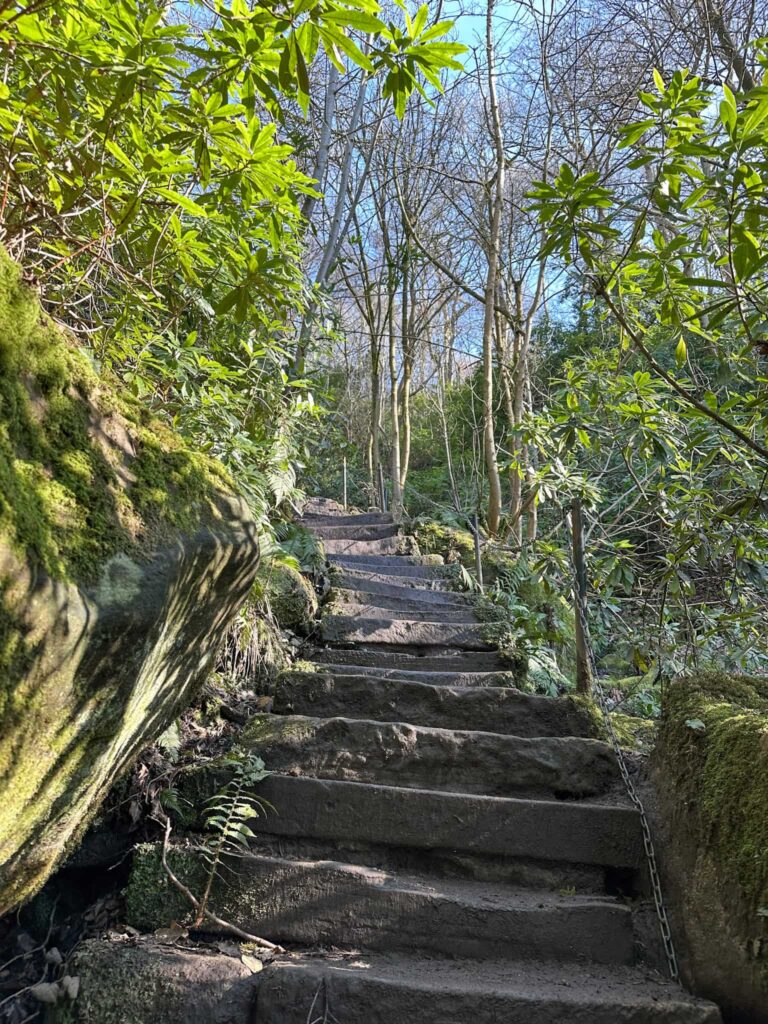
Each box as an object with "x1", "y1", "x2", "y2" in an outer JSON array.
[
  {"x1": 0, "y1": 247, "x2": 259, "y2": 912},
  {"x1": 73, "y1": 938, "x2": 259, "y2": 1024},
  {"x1": 265, "y1": 563, "x2": 317, "y2": 634},
  {"x1": 655, "y1": 671, "x2": 768, "y2": 1021}
]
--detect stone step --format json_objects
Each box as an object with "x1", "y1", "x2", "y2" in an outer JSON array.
[
  {"x1": 329, "y1": 555, "x2": 445, "y2": 577},
  {"x1": 332, "y1": 577, "x2": 475, "y2": 606},
  {"x1": 320, "y1": 614, "x2": 493, "y2": 650},
  {"x1": 323, "y1": 536, "x2": 405, "y2": 556},
  {"x1": 275, "y1": 671, "x2": 601, "y2": 737},
  {"x1": 253, "y1": 953, "x2": 722, "y2": 1024},
  {"x1": 305, "y1": 664, "x2": 519, "y2": 687},
  {"x1": 310, "y1": 647, "x2": 513, "y2": 672},
  {"x1": 244, "y1": 713, "x2": 618, "y2": 799},
  {"x1": 252, "y1": 775, "x2": 642, "y2": 869},
  {"x1": 185, "y1": 853, "x2": 635, "y2": 965},
  {"x1": 241, "y1": 832, "x2": 609, "y2": 892},
  {"x1": 330, "y1": 599, "x2": 478, "y2": 623},
  {"x1": 331, "y1": 569, "x2": 454, "y2": 594},
  {"x1": 300, "y1": 512, "x2": 394, "y2": 527},
  {"x1": 308, "y1": 522, "x2": 400, "y2": 541}
]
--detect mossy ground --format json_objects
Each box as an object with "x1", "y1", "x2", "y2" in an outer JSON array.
[{"x1": 660, "y1": 671, "x2": 768, "y2": 965}]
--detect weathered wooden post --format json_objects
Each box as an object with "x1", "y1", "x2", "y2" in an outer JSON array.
[
  {"x1": 571, "y1": 497, "x2": 592, "y2": 694},
  {"x1": 378, "y1": 463, "x2": 387, "y2": 513},
  {"x1": 342, "y1": 456, "x2": 348, "y2": 511}
]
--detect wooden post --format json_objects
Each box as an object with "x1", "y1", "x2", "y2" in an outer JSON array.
[
  {"x1": 571, "y1": 497, "x2": 592, "y2": 694},
  {"x1": 378, "y1": 462, "x2": 387, "y2": 513},
  {"x1": 342, "y1": 456, "x2": 348, "y2": 511},
  {"x1": 473, "y1": 512, "x2": 484, "y2": 593}
]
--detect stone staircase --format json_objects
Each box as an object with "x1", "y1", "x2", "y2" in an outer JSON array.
[{"x1": 243, "y1": 501, "x2": 721, "y2": 1022}]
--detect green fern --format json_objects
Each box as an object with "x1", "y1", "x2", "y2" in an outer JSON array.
[{"x1": 196, "y1": 753, "x2": 272, "y2": 927}]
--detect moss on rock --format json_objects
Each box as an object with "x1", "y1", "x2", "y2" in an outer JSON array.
[
  {"x1": 265, "y1": 564, "x2": 318, "y2": 634},
  {"x1": 656, "y1": 671, "x2": 768, "y2": 1013},
  {"x1": 660, "y1": 672, "x2": 768, "y2": 923},
  {"x1": 609, "y1": 712, "x2": 657, "y2": 752},
  {"x1": 0, "y1": 246, "x2": 259, "y2": 912},
  {"x1": 412, "y1": 521, "x2": 475, "y2": 567}
]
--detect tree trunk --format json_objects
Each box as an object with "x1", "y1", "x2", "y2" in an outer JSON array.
[
  {"x1": 525, "y1": 369, "x2": 538, "y2": 543},
  {"x1": 481, "y1": 0, "x2": 504, "y2": 538},
  {"x1": 370, "y1": 331, "x2": 382, "y2": 504},
  {"x1": 387, "y1": 289, "x2": 402, "y2": 513},
  {"x1": 398, "y1": 242, "x2": 413, "y2": 494}
]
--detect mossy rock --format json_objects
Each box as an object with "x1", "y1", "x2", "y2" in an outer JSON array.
[
  {"x1": 265, "y1": 563, "x2": 318, "y2": 634},
  {"x1": 609, "y1": 712, "x2": 656, "y2": 752},
  {"x1": 524, "y1": 652, "x2": 572, "y2": 696},
  {"x1": 660, "y1": 672, "x2": 768, "y2": 920},
  {"x1": 0, "y1": 246, "x2": 259, "y2": 913},
  {"x1": 73, "y1": 937, "x2": 258, "y2": 1024},
  {"x1": 412, "y1": 521, "x2": 475, "y2": 567},
  {"x1": 656, "y1": 671, "x2": 768, "y2": 1013}
]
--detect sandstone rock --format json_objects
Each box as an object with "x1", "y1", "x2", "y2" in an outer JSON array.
[
  {"x1": 0, "y1": 247, "x2": 258, "y2": 912},
  {"x1": 264, "y1": 562, "x2": 317, "y2": 634},
  {"x1": 73, "y1": 939, "x2": 258, "y2": 1024}
]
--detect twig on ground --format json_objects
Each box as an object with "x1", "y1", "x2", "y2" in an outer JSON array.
[{"x1": 159, "y1": 817, "x2": 283, "y2": 952}]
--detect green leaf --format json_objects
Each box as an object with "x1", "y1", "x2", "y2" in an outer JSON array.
[
  {"x1": 675, "y1": 336, "x2": 687, "y2": 367},
  {"x1": 155, "y1": 187, "x2": 208, "y2": 217}
]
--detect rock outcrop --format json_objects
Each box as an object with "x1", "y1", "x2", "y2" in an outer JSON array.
[
  {"x1": 0, "y1": 247, "x2": 259, "y2": 912},
  {"x1": 654, "y1": 672, "x2": 768, "y2": 1023}
]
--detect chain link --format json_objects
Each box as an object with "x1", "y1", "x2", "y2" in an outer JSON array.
[{"x1": 566, "y1": 514, "x2": 681, "y2": 984}]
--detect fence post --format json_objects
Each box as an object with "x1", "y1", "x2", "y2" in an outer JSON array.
[
  {"x1": 571, "y1": 497, "x2": 592, "y2": 694},
  {"x1": 472, "y1": 512, "x2": 484, "y2": 593},
  {"x1": 342, "y1": 456, "x2": 347, "y2": 511}
]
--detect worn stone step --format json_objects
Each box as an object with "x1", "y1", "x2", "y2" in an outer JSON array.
[
  {"x1": 308, "y1": 522, "x2": 400, "y2": 541},
  {"x1": 331, "y1": 568, "x2": 454, "y2": 593},
  {"x1": 334, "y1": 588, "x2": 474, "y2": 615},
  {"x1": 275, "y1": 671, "x2": 601, "y2": 738},
  {"x1": 244, "y1": 713, "x2": 617, "y2": 799},
  {"x1": 323, "y1": 536, "x2": 406, "y2": 557},
  {"x1": 320, "y1": 614, "x2": 493, "y2": 650},
  {"x1": 240, "y1": 832, "x2": 609, "y2": 892},
  {"x1": 301, "y1": 511, "x2": 394, "y2": 527},
  {"x1": 253, "y1": 953, "x2": 722, "y2": 1024},
  {"x1": 332, "y1": 577, "x2": 475, "y2": 606},
  {"x1": 310, "y1": 647, "x2": 513, "y2": 672},
  {"x1": 329, "y1": 599, "x2": 478, "y2": 623},
  {"x1": 301, "y1": 664, "x2": 523, "y2": 686},
  {"x1": 252, "y1": 775, "x2": 642, "y2": 869},
  {"x1": 176, "y1": 853, "x2": 634, "y2": 964},
  {"x1": 330, "y1": 555, "x2": 445, "y2": 577}
]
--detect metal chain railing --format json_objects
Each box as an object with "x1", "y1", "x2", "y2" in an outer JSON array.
[{"x1": 566, "y1": 501, "x2": 681, "y2": 984}]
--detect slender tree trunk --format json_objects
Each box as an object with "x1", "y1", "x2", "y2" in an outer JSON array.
[
  {"x1": 697, "y1": 0, "x2": 755, "y2": 89},
  {"x1": 436, "y1": 354, "x2": 461, "y2": 510},
  {"x1": 294, "y1": 70, "x2": 369, "y2": 372},
  {"x1": 398, "y1": 243, "x2": 413, "y2": 493},
  {"x1": 481, "y1": 0, "x2": 504, "y2": 537},
  {"x1": 300, "y1": 62, "x2": 339, "y2": 224},
  {"x1": 370, "y1": 332, "x2": 382, "y2": 503},
  {"x1": 387, "y1": 288, "x2": 402, "y2": 513}
]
